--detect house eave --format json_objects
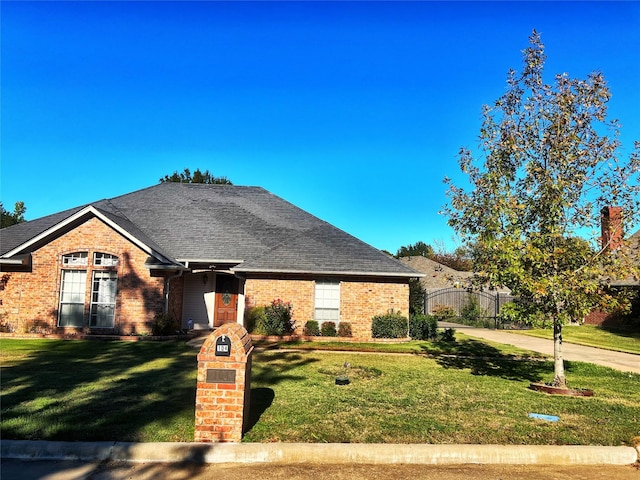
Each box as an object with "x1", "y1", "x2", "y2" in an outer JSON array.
[
  {"x1": 177, "y1": 258, "x2": 244, "y2": 270},
  {"x1": 0, "y1": 253, "x2": 31, "y2": 265},
  {"x1": 232, "y1": 266, "x2": 424, "y2": 278}
]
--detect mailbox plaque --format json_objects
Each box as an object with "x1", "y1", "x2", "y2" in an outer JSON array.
[
  {"x1": 215, "y1": 335, "x2": 231, "y2": 356},
  {"x1": 206, "y1": 368, "x2": 236, "y2": 384}
]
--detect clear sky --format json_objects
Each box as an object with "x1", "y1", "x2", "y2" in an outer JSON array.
[{"x1": 2, "y1": 1, "x2": 639, "y2": 254}]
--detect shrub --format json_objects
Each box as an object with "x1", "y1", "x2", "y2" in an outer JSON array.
[
  {"x1": 439, "y1": 327, "x2": 456, "y2": 342},
  {"x1": 152, "y1": 314, "x2": 178, "y2": 336},
  {"x1": 256, "y1": 299, "x2": 295, "y2": 336},
  {"x1": 371, "y1": 312, "x2": 408, "y2": 339},
  {"x1": 245, "y1": 306, "x2": 266, "y2": 333},
  {"x1": 431, "y1": 304, "x2": 456, "y2": 320},
  {"x1": 409, "y1": 278, "x2": 425, "y2": 316},
  {"x1": 409, "y1": 314, "x2": 438, "y2": 340},
  {"x1": 337, "y1": 322, "x2": 353, "y2": 337},
  {"x1": 304, "y1": 320, "x2": 320, "y2": 336},
  {"x1": 459, "y1": 294, "x2": 488, "y2": 326},
  {"x1": 320, "y1": 321, "x2": 337, "y2": 337}
]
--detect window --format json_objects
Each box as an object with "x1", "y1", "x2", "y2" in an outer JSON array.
[
  {"x1": 58, "y1": 252, "x2": 119, "y2": 328},
  {"x1": 314, "y1": 280, "x2": 340, "y2": 322},
  {"x1": 90, "y1": 271, "x2": 117, "y2": 327},
  {"x1": 94, "y1": 252, "x2": 118, "y2": 267},
  {"x1": 62, "y1": 252, "x2": 88, "y2": 266},
  {"x1": 58, "y1": 270, "x2": 87, "y2": 327}
]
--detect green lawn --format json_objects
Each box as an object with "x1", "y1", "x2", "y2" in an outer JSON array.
[
  {"x1": 511, "y1": 324, "x2": 640, "y2": 355},
  {"x1": 261, "y1": 332, "x2": 548, "y2": 358},
  {"x1": 1, "y1": 338, "x2": 639, "y2": 446}
]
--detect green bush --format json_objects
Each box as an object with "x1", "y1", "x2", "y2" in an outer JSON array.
[
  {"x1": 409, "y1": 314, "x2": 438, "y2": 340},
  {"x1": 152, "y1": 314, "x2": 178, "y2": 336},
  {"x1": 337, "y1": 322, "x2": 352, "y2": 337},
  {"x1": 371, "y1": 312, "x2": 408, "y2": 339},
  {"x1": 439, "y1": 327, "x2": 456, "y2": 342},
  {"x1": 304, "y1": 320, "x2": 320, "y2": 336},
  {"x1": 459, "y1": 294, "x2": 488, "y2": 326},
  {"x1": 256, "y1": 299, "x2": 295, "y2": 336},
  {"x1": 321, "y1": 321, "x2": 337, "y2": 337},
  {"x1": 245, "y1": 306, "x2": 266, "y2": 333},
  {"x1": 409, "y1": 278, "x2": 425, "y2": 316}
]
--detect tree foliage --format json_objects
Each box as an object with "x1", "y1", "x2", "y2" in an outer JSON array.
[
  {"x1": 444, "y1": 30, "x2": 640, "y2": 387},
  {"x1": 1, "y1": 201, "x2": 26, "y2": 228},
  {"x1": 396, "y1": 241, "x2": 472, "y2": 271},
  {"x1": 159, "y1": 168, "x2": 232, "y2": 185},
  {"x1": 396, "y1": 241, "x2": 434, "y2": 258}
]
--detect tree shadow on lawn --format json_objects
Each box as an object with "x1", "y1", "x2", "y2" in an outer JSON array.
[
  {"x1": 425, "y1": 338, "x2": 553, "y2": 383},
  {"x1": 251, "y1": 351, "x2": 319, "y2": 385},
  {"x1": 0, "y1": 339, "x2": 198, "y2": 442}
]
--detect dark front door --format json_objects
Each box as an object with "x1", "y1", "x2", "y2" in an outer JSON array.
[{"x1": 214, "y1": 275, "x2": 239, "y2": 327}]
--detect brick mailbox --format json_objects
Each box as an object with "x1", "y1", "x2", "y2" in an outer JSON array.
[{"x1": 194, "y1": 323, "x2": 253, "y2": 443}]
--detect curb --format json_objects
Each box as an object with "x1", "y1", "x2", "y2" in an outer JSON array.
[{"x1": 2, "y1": 441, "x2": 638, "y2": 465}]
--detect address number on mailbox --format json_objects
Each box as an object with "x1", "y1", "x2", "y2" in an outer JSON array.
[{"x1": 215, "y1": 335, "x2": 231, "y2": 356}]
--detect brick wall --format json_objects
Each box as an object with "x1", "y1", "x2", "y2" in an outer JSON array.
[
  {"x1": 0, "y1": 217, "x2": 165, "y2": 334},
  {"x1": 341, "y1": 280, "x2": 409, "y2": 339},
  {"x1": 244, "y1": 276, "x2": 409, "y2": 340},
  {"x1": 195, "y1": 323, "x2": 253, "y2": 442}
]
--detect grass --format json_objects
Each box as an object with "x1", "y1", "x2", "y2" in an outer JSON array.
[
  {"x1": 1, "y1": 337, "x2": 639, "y2": 446},
  {"x1": 257, "y1": 332, "x2": 549, "y2": 358},
  {"x1": 0, "y1": 339, "x2": 197, "y2": 442},
  {"x1": 510, "y1": 324, "x2": 640, "y2": 355}
]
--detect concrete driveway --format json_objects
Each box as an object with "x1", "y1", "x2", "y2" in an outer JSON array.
[{"x1": 440, "y1": 322, "x2": 640, "y2": 374}]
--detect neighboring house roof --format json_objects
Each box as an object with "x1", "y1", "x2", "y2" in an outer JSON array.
[
  {"x1": 399, "y1": 255, "x2": 511, "y2": 293},
  {"x1": 399, "y1": 256, "x2": 474, "y2": 290},
  {"x1": 1, "y1": 183, "x2": 421, "y2": 278}
]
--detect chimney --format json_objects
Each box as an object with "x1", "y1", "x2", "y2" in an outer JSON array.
[{"x1": 601, "y1": 206, "x2": 623, "y2": 251}]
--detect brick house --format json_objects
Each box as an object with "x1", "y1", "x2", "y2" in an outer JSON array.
[
  {"x1": 585, "y1": 207, "x2": 639, "y2": 325},
  {"x1": 0, "y1": 183, "x2": 420, "y2": 339}
]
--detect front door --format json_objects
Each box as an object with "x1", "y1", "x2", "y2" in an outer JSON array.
[{"x1": 214, "y1": 275, "x2": 239, "y2": 327}]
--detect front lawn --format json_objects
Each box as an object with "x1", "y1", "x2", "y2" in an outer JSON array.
[
  {"x1": 511, "y1": 324, "x2": 640, "y2": 355},
  {"x1": 1, "y1": 338, "x2": 638, "y2": 446}
]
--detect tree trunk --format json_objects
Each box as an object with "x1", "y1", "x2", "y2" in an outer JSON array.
[{"x1": 552, "y1": 321, "x2": 567, "y2": 388}]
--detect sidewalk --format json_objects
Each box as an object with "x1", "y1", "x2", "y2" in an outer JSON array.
[
  {"x1": 2, "y1": 439, "x2": 638, "y2": 465},
  {"x1": 439, "y1": 322, "x2": 640, "y2": 374}
]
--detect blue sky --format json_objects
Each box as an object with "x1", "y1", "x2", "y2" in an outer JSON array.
[{"x1": 2, "y1": 1, "x2": 639, "y2": 253}]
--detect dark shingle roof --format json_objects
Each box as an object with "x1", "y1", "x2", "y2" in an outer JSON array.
[{"x1": 2, "y1": 183, "x2": 419, "y2": 277}]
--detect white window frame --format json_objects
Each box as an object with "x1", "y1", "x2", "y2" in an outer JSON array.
[
  {"x1": 58, "y1": 269, "x2": 87, "y2": 327},
  {"x1": 94, "y1": 252, "x2": 118, "y2": 267},
  {"x1": 89, "y1": 271, "x2": 118, "y2": 328},
  {"x1": 62, "y1": 252, "x2": 88, "y2": 266},
  {"x1": 314, "y1": 280, "x2": 340, "y2": 323}
]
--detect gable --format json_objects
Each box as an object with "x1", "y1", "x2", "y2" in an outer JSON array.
[{"x1": 1, "y1": 205, "x2": 179, "y2": 272}]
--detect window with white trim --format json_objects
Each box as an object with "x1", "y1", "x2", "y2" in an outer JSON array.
[
  {"x1": 62, "y1": 252, "x2": 88, "y2": 266},
  {"x1": 90, "y1": 271, "x2": 117, "y2": 327},
  {"x1": 94, "y1": 252, "x2": 118, "y2": 267},
  {"x1": 314, "y1": 280, "x2": 340, "y2": 322},
  {"x1": 58, "y1": 269, "x2": 87, "y2": 327},
  {"x1": 58, "y1": 252, "x2": 119, "y2": 328}
]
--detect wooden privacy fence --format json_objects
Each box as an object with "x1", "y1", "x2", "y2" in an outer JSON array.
[{"x1": 424, "y1": 288, "x2": 515, "y2": 328}]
